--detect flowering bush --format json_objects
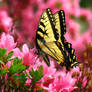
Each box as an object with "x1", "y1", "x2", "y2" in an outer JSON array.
[{"x1": 0, "y1": 0, "x2": 92, "y2": 92}]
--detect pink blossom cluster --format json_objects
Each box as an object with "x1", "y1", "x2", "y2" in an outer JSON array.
[
  {"x1": 0, "y1": 33, "x2": 80, "y2": 91},
  {"x1": 0, "y1": 9, "x2": 12, "y2": 33},
  {"x1": 0, "y1": 0, "x2": 92, "y2": 60},
  {"x1": 0, "y1": 0, "x2": 92, "y2": 91}
]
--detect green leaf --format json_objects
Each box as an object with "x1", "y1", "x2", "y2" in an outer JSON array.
[
  {"x1": 36, "y1": 86, "x2": 44, "y2": 92},
  {"x1": 29, "y1": 65, "x2": 43, "y2": 82},
  {"x1": 3, "y1": 55, "x2": 8, "y2": 63},
  {"x1": 0, "y1": 48, "x2": 6, "y2": 57},
  {"x1": 0, "y1": 69, "x2": 7, "y2": 75},
  {"x1": 0, "y1": 60, "x2": 4, "y2": 65},
  {"x1": 8, "y1": 63, "x2": 26, "y2": 74},
  {"x1": 13, "y1": 57, "x2": 23, "y2": 65},
  {"x1": 13, "y1": 73, "x2": 27, "y2": 84},
  {"x1": 13, "y1": 57, "x2": 19, "y2": 64},
  {"x1": 26, "y1": 65, "x2": 30, "y2": 69},
  {"x1": 38, "y1": 65, "x2": 43, "y2": 74},
  {"x1": 36, "y1": 89, "x2": 44, "y2": 92},
  {"x1": 7, "y1": 51, "x2": 13, "y2": 59},
  {"x1": 80, "y1": 0, "x2": 92, "y2": 10}
]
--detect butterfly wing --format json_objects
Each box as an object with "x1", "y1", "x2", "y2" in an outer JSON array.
[
  {"x1": 39, "y1": 41, "x2": 65, "y2": 64},
  {"x1": 54, "y1": 10, "x2": 79, "y2": 69},
  {"x1": 36, "y1": 8, "x2": 59, "y2": 43},
  {"x1": 36, "y1": 8, "x2": 60, "y2": 66},
  {"x1": 54, "y1": 10, "x2": 66, "y2": 42},
  {"x1": 36, "y1": 8, "x2": 79, "y2": 70}
]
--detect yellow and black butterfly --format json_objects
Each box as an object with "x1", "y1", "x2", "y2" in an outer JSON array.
[{"x1": 36, "y1": 8, "x2": 79, "y2": 70}]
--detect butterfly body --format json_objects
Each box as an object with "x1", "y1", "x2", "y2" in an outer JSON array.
[{"x1": 36, "y1": 8, "x2": 79, "y2": 70}]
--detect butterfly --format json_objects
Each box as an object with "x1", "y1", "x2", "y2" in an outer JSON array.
[{"x1": 36, "y1": 8, "x2": 79, "y2": 70}]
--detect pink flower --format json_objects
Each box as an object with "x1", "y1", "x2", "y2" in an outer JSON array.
[
  {"x1": 38, "y1": 0, "x2": 57, "y2": 10},
  {"x1": 39, "y1": 60, "x2": 56, "y2": 90},
  {"x1": 13, "y1": 48, "x2": 23, "y2": 59},
  {"x1": 0, "y1": 33, "x2": 16, "y2": 53},
  {"x1": 82, "y1": 76, "x2": 87, "y2": 87},
  {"x1": 79, "y1": 9, "x2": 92, "y2": 22},
  {"x1": 65, "y1": 19, "x2": 80, "y2": 42},
  {"x1": 6, "y1": 0, "x2": 30, "y2": 17},
  {"x1": 48, "y1": 71, "x2": 77, "y2": 92},
  {"x1": 22, "y1": 44, "x2": 36, "y2": 65},
  {"x1": 39, "y1": 61, "x2": 77, "y2": 92},
  {"x1": 0, "y1": 10, "x2": 12, "y2": 33},
  {"x1": 41, "y1": 60, "x2": 56, "y2": 76},
  {"x1": 70, "y1": 66, "x2": 80, "y2": 74}
]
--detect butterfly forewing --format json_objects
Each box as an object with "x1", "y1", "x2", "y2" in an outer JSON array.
[
  {"x1": 36, "y1": 8, "x2": 60, "y2": 66},
  {"x1": 36, "y1": 8, "x2": 58, "y2": 44}
]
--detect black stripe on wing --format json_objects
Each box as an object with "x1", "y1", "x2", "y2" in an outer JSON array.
[
  {"x1": 36, "y1": 34, "x2": 46, "y2": 43},
  {"x1": 55, "y1": 41, "x2": 71, "y2": 67},
  {"x1": 40, "y1": 22, "x2": 45, "y2": 27},
  {"x1": 58, "y1": 10, "x2": 66, "y2": 36},
  {"x1": 37, "y1": 28, "x2": 48, "y2": 35},
  {"x1": 46, "y1": 8, "x2": 59, "y2": 41},
  {"x1": 61, "y1": 36, "x2": 79, "y2": 68},
  {"x1": 55, "y1": 41, "x2": 78, "y2": 70},
  {"x1": 61, "y1": 36, "x2": 74, "y2": 58}
]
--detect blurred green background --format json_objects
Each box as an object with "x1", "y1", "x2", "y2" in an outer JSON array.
[
  {"x1": 80, "y1": 0, "x2": 92, "y2": 10},
  {"x1": 79, "y1": 0, "x2": 92, "y2": 33}
]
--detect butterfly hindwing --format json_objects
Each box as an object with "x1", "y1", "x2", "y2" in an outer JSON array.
[
  {"x1": 54, "y1": 10, "x2": 79, "y2": 69},
  {"x1": 63, "y1": 40, "x2": 79, "y2": 68},
  {"x1": 54, "y1": 10, "x2": 66, "y2": 42}
]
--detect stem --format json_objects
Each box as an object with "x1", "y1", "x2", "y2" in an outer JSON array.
[{"x1": 24, "y1": 71, "x2": 32, "y2": 79}]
